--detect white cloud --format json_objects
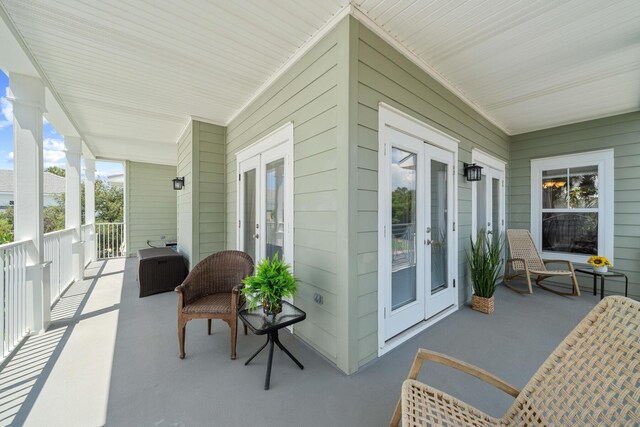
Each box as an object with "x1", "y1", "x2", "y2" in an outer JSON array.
[
  {"x1": 0, "y1": 88, "x2": 12, "y2": 129},
  {"x1": 44, "y1": 138, "x2": 65, "y2": 152},
  {"x1": 5, "y1": 138, "x2": 67, "y2": 169},
  {"x1": 43, "y1": 138, "x2": 65, "y2": 168}
]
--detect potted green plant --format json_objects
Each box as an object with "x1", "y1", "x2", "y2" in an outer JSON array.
[
  {"x1": 467, "y1": 230, "x2": 504, "y2": 314},
  {"x1": 241, "y1": 253, "x2": 298, "y2": 315}
]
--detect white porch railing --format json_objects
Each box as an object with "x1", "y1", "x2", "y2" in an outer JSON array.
[
  {"x1": 44, "y1": 228, "x2": 75, "y2": 305},
  {"x1": 0, "y1": 239, "x2": 30, "y2": 359},
  {"x1": 81, "y1": 223, "x2": 94, "y2": 266},
  {"x1": 96, "y1": 223, "x2": 125, "y2": 260}
]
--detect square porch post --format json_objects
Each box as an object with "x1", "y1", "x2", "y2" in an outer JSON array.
[
  {"x1": 84, "y1": 158, "x2": 96, "y2": 262},
  {"x1": 64, "y1": 136, "x2": 84, "y2": 280},
  {"x1": 8, "y1": 72, "x2": 49, "y2": 333}
]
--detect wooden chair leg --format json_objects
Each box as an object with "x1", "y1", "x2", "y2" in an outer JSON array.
[
  {"x1": 525, "y1": 272, "x2": 533, "y2": 294},
  {"x1": 230, "y1": 317, "x2": 237, "y2": 360},
  {"x1": 571, "y1": 272, "x2": 581, "y2": 296},
  {"x1": 178, "y1": 318, "x2": 187, "y2": 359},
  {"x1": 208, "y1": 319, "x2": 212, "y2": 335}
]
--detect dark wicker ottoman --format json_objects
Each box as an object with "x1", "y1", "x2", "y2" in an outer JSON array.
[{"x1": 137, "y1": 247, "x2": 187, "y2": 298}]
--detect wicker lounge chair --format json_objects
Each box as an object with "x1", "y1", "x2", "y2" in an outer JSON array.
[
  {"x1": 503, "y1": 229, "x2": 580, "y2": 295},
  {"x1": 390, "y1": 296, "x2": 640, "y2": 426},
  {"x1": 175, "y1": 250, "x2": 253, "y2": 360}
]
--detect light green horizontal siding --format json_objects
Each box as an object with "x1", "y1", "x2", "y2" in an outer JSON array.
[
  {"x1": 177, "y1": 127, "x2": 193, "y2": 266},
  {"x1": 510, "y1": 111, "x2": 640, "y2": 299},
  {"x1": 353, "y1": 21, "x2": 511, "y2": 367},
  {"x1": 225, "y1": 20, "x2": 347, "y2": 367},
  {"x1": 197, "y1": 121, "x2": 226, "y2": 262},
  {"x1": 126, "y1": 161, "x2": 177, "y2": 256}
]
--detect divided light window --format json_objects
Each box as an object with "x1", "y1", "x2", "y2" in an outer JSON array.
[{"x1": 530, "y1": 150, "x2": 614, "y2": 264}]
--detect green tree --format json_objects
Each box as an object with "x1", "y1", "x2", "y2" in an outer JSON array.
[
  {"x1": 0, "y1": 207, "x2": 14, "y2": 244},
  {"x1": 391, "y1": 187, "x2": 416, "y2": 224},
  {"x1": 45, "y1": 166, "x2": 65, "y2": 177},
  {"x1": 95, "y1": 179, "x2": 123, "y2": 223},
  {"x1": 0, "y1": 177, "x2": 124, "y2": 240}
]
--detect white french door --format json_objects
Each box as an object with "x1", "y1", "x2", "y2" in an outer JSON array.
[
  {"x1": 382, "y1": 128, "x2": 456, "y2": 340},
  {"x1": 237, "y1": 124, "x2": 293, "y2": 265},
  {"x1": 424, "y1": 145, "x2": 455, "y2": 319},
  {"x1": 472, "y1": 158, "x2": 505, "y2": 242}
]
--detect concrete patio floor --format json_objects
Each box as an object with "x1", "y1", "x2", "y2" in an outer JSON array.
[{"x1": 0, "y1": 258, "x2": 600, "y2": 426}]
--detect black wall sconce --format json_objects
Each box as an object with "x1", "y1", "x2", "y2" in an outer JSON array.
[
  {"x1": 172, "y1": 177, "x2": 185, "y2": 190},
  {"x1": 463, "y1": 163, "x2": 483, "y2": 182}
]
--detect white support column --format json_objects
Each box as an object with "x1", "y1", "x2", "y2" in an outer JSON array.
[
  {"x1": 64, "y1": 136, "x2": 84, "y2": 281},
  {"x1": 8, "y1": 72, "x2": 49, "y2": 333},
  {"x1": 84, "y1": 158, "x2": 96, "y2": 262}
]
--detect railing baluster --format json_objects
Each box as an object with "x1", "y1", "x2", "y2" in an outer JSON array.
[
  {"x1": 0, "y1": 241, "x2": 34, "y2": 362},
  {"x1": 93, "y1": 223, "x2": 125, "y2": 260}
]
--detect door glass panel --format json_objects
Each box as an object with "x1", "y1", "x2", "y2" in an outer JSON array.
[
  {"x1": 243, "y1": 169, "x2": 256, "y2": 259},
  {"x1": 430, "y1": 160, "x2": 448, "y2": 295},
  {"x1": 391, "y1": 147, "x2": 417, "y2": 310},
  {"x1": 492, "y1": 177, "x2": 500, "y2": 237},
  {"x1": 476, "y1": 176, "x2": 487, "y2": 234},
  {"x1": 265, "y1": 158, "x2": 285, "y2": 260}
]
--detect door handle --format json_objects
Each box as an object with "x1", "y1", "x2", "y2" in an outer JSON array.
[
  {"x1": 254, "y1": 233, "x2": 259, "y2": 239},
  {"x1": 426, "y1": 239, "x2": 432, "y2": 245}
]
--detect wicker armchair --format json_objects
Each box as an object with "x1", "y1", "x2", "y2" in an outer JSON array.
[
  {"x1": 175, "y1": 250, "x2": 254, "y2": 360},
  {"x1": 503, "y1": 229, "x2": 580, "y2": 295},
  {"x1": 391, "y1": 296, "x2": 640, "y2": 426}
]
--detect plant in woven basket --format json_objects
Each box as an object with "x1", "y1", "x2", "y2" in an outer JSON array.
[
  {"x1": 468, "y1": 230, "x2": 504, "y2": 313},
  {"x1": 241, "y1": 253, "x2": 298, "y2": 315}
]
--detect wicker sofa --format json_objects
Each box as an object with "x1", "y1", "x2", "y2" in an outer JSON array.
[{"x1": 391, "y1": 296, "x2": 640, "y2": 426}]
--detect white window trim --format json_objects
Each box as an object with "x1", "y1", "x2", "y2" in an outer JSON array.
[
  {"x1": 377, "y1": 103, "x2": 459, "y2": 356},
  {"x1": 235, "y1": 122, "x2": 294, "y2": 266},
  {"x1": 530, "y1": 149, "x2": 614, "y2": 265}
]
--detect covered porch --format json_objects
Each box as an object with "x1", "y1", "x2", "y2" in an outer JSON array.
[{"x1": 0, "y1": 258, "x2": 599, "y2": 426}]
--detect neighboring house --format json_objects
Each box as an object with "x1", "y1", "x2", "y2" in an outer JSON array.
[
  {"x1": 107, "y1": 173, "x2": 124, "y2": 188},
  {"x1": 0, "y1": 170, "x2": 66, "y2": 209}
]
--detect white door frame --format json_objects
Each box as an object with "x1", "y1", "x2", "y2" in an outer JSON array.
[
  {"x1": 378, "y1": 103, "x2": 459, "y2": 356},
  {"x1": 471, "y1": 148, "x2": 506, "y2": 240},
  {"x1": 236, "y1": 122, "x2": 294, "y2": 265}
]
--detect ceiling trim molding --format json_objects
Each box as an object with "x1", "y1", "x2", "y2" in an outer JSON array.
[
  {"x1": 349, "y1": 4, "x2": 511, "y2": 136},
  {"x1": 176, "y1": 117, "x2": 193, "y2": 144},
  {"x1": 190, "y1": 115, "x2": 226, "y2": 128},
  {"x1": 512, "y1": 107, "x2": 640, "y2": 136},
  {"x1": 225, "y1": 3, "x2": 353, "y2": 126}
]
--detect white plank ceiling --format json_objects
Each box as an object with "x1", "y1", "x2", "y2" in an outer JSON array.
[
  {"x1": 353, "y1": 0, "x2": 640, "y2": 135},
  {"x1": 1, "y1": 0, "x2": 639, "y2": 163}
]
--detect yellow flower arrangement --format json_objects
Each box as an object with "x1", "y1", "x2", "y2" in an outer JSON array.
[{"x1": 587, "y1": 256, "x2": 612, "y2": 267}]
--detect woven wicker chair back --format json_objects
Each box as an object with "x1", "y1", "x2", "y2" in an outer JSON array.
[
  {"x1": 182, "y1": 250, "x2": 254, "y2": 304},
  {"x1": 504, "y1": 296, "x2": 640, "y2": 425},
  {"x1": 506, "y1": 229, "x2": 545, "y2": 272}
]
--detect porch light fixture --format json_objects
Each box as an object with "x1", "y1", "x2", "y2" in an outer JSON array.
[
  {"x1": 463, "y1": 163, "x2": 483, "y2": 182},
  {"x1": 172, "y1": 177, "x2": 185, "y2": 190}
]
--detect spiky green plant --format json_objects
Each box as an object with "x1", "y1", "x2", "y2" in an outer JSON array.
[
  {"x1": 467, "y1": 230, "x2": 504, "y2": 298},
  {"x1": 241, "y1": 253, "x2": 298, "y2": 312}
]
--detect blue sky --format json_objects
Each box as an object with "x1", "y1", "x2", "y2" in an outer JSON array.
[{"x1": 0, "y1": 70, "x2": 122, "y2": 179}]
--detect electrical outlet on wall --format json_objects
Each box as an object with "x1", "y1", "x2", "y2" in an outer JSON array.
[{"x1": 313, "y1": 293, "x2": 323, "y2": 305}]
